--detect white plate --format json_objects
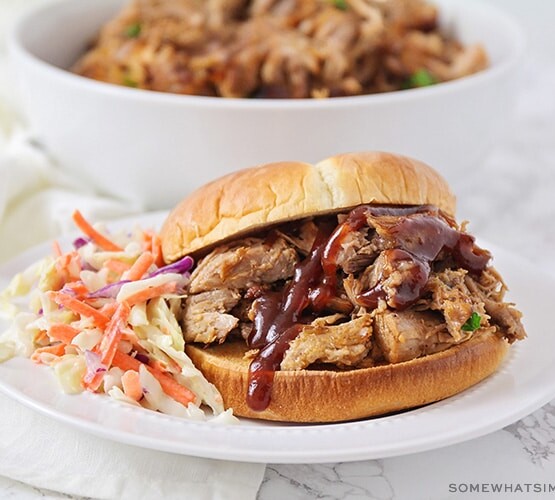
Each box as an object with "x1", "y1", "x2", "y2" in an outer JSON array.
[{"x1": 0, "y1": 213, "x2": 554, "y2": 464}]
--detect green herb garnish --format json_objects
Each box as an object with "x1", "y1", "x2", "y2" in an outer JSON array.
[
  {"x1": 126, "y1": 23, "x2": 142, "y2": 38},
  {"x1": 462, "y1": 312, "x2": 481, "y2": 332},
  {"x1": 123, "y1": 75, "x2": 138, "y2": 88},
  {"x1": 331, "y1": 0, "x2": 348, "y2": 11},
  {"x1": 403, "y1": 69, "x2": 438, "y2": 89}
]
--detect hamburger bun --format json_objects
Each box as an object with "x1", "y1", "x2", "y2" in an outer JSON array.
[
  {"x1": 161, "y1": 151, "x2": 456, "y2": 261},
  {"x1": 186, "y1": 332, "x2": 508, "y2": 422}
]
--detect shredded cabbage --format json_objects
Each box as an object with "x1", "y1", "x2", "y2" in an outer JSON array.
[
  {"x1": 53, "y1": 355, "x2": 87, "y2": 394},
  {"x1": 0, "y1": 341, "x2": 15, "y2": 363},
  {"x1": 0, "y1": 213, "x2": 237, "y2": 423},
  {"x1": 138, "y1": 365, "x2": 205, "y2": 420}
]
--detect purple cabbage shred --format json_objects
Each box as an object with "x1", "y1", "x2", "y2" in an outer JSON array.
[
  {"x1": 60, "y1": 284, "x2": 78, "y2": 297},
  {"x1": 134, "y1": 353, "x2": 150, "y2": 364},
  {"x1": 149, "y1": 255, "x2": 194, "y2": 278},
  {"x1": 86, "y1": 255, "x2": 193, "y2": 300},
  {"x1": 73, "y1": 237, "x2": 89, "y2": 249},
  {"x1": 81, "y1": 261, "x2": 96, "y2": 272},
  {"x1": 84, "y1": 350, "x2": 105, "y2": 382},
  {"x1": 88, "y1": 280, "x2": 131, "y2": 299}
]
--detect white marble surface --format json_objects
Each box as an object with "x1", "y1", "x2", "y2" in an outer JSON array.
[{"x1": 2, "y1": 0, "x2": 555, "y2": 499}]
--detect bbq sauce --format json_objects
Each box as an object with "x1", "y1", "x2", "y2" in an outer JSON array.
[
  {"x1": 246, "y1": 205, "x2": 490, "y2": 411},
  {"x1": 355, "y1": 248, "x2": 431, "y2": 309},
  {"x1": 246, "y1": 224, "x2": 334, "y2": 411}
]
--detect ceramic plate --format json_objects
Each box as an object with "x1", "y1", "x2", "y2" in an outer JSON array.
[{"x1": 0, "y1": 213, "x2": 554, "y2": 464}]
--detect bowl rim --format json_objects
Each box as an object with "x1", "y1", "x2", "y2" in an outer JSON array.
[{"x1": 8, "y1": 0, "x2": 526, "y2": 111}]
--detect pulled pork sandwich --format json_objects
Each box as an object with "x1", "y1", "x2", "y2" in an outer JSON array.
[{"x1": 160, "y1": 152, "x2": 525, "y2": 422}]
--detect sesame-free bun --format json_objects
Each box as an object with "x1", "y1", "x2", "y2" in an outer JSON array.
[
  {"x1": 161, "y1": 152, "x2": 456, "y2": 262},
  {"x1": 185, "y1": 331, "x2": 508, "y2": 423}
]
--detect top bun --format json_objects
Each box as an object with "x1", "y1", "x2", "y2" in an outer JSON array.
[{"x1": 161, "y1": 152, "x2": 456, "y2": 262}]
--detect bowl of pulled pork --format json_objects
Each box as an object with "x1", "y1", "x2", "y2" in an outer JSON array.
[{"x1": 10, "y1": 0, "x2": 524, "y2": 209}]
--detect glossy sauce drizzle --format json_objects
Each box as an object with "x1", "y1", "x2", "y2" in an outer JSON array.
[
  {"x1": 246, "y1": 224, "x2": 334, "y2": 411},
  {"x1": 246, "y1": 205, "x2": 490, "y2": 411}
]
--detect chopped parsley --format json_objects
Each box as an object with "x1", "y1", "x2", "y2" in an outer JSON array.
[
  {"x1": 403, "y1": 69, "x2": 438, "y2": 89},
  {"x1": 125, "y1": 23, "x2": 142, "y2": 38},
  {"x1": 462, "y1": 312, "x2": 481, "y2": 332},
  {"x1": 123, "y1": 75, "x2": 138, "y2": 88},
  {"x1": 332, "y1": 0, "x2": 348, "y2": 11}
]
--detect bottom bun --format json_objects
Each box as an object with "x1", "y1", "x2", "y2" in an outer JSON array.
[{"x1": 186, "y1": 331, "x2": 508, "y2": 423}]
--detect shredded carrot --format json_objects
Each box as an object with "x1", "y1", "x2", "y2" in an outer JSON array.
[
  {"x1": 149, "y1": 358, "x2": 168, "y2": 372},
  {"x1": 104, "y1": 259, "x2": 131, "y2": 274},
  {"x1": 56, "y1": 254, "x2": 68, "y2": 269},
  {"x1": 53, "y1": 292, "x2": 110, "y2": 328},
  {"x1": 150, "y1": 357, "x2": 180, "y2": 374},
  {"x1": 66, "y1": 252, "x2": 82, "y2": 279},
  {"x1": 123, "y1": 252, "x2": 154, "y2": 281},
  {"x1": 72, "y1": 210, "x2": 123, "y2": 252},
  {"x1": 148, "y1": 365, "x2": 195, "y2": 407},
  {"x1": 54, "y1": 252, "x2": 81, "y2": 283},
  {"x1": 31, "y1": 344, "x2": 66, "y2": 363},
  {"x1": 122, "y1": 282, "x2": 178, "y2": 307},
  {"x1": 112, "y1": 350, "x2": 141, "y2": 371},
  {"x1": 64, "y1": 282, "x2": 89, "y2": 298},
  {"x1": 99, "y1": 302, "x2": 130, "y2": 366},
  {"x1": 141, "y1": 231, "x2": 152, "y2": 252},
  {"x1": 121, "y1": 370, "x2": 143, "y2": 401},
  {"x1": 81, "y1": 304, "x2": 130, "y2": 392},
  {"x1": 83, "y1": 369, "x2": 103, "y2": 392},
  {"x1": 142, "y1": 230, "x2": 164, "y2": 268},
  {"x1": 52, "y1": 241, "x2": 63, "y2": 257},
  {"x1": 99, "y1": 302, "x2": 119, "y2": 317},
  {"x1": 48, "y1": 324, "x2": 80, "y2": 344},
  {"x1": 168, "y1": 358, "x2": 181, "y2": 373},
  {"x1": 35, "y1": 330, "x2": 48, "y2": 344},
  {"x1": 151, "y1": 234, "x2": 164, "y2": 268},
  {"x1": 112, "y1": 351, "x2": 195, "y2": 407},
  {"x1": 54, "y1": 255, "x2": 71, "y2": 283}
]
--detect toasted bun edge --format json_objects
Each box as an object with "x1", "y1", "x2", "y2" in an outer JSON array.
[
  {"x1": 161, "y1": 152, "x2": 456, "y2": 261},
  {"x1": 185, "y1": 331, "x2": 508, "y2": 423}
]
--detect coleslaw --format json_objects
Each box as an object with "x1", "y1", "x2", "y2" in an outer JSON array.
[{"x1": 0, "y1": 210, "x2": 236, "y2": 423}]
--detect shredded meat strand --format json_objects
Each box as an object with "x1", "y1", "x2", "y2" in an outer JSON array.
[
  {"x1": 281, "y1": 314, "x2": 372, "y2": 370},
  {"x1": 465, "y1": 270, "x2": 526, "y2": 343},
  {"x1": 183, "y1": 288, "x2": 241, "y2": 343},
  {"x1": 373, "y1": 309, "x2": 459, "y2": 363},
  {"x1": 426, "y1": 268, "x2": 486, "y2": 341},
  {"x1": 189, "y1": 236, "x2": 298, "y2": 294}
]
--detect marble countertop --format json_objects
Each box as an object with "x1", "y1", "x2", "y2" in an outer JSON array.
[{"x1": 2, "y1": 1, "x2": 555, "y2": 499}]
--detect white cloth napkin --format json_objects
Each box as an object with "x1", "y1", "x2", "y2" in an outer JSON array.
[
  {"x1": 0, "y1": 394, "x2": 264, "y2": 500},
  {"x1": 0, "y1": 4, "x2": 266, "y2": 497}
]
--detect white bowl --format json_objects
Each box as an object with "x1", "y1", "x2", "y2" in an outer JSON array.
[{"x1": 9, "y1": 0, "x2": 525, "y2": 210}]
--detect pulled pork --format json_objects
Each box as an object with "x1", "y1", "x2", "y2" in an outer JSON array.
[
  {"x1": 373, "y1": 309, "x2": 455, "y2": 363},
  {"x1": 189, "y1": 236, "x2": 298, "y2": 294},
  {"x1": 281, "y1": 314, "x2": 373, "y2": 370},
  {"x1": 73, "y1": 0, "x2": 487, "y2": 98},
  {"x1": 183, "y1": 288, "x2": 241, "y2": 343},
  {"x1": 181, "y1": 207, "x2": 525, "y2": 371}
]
